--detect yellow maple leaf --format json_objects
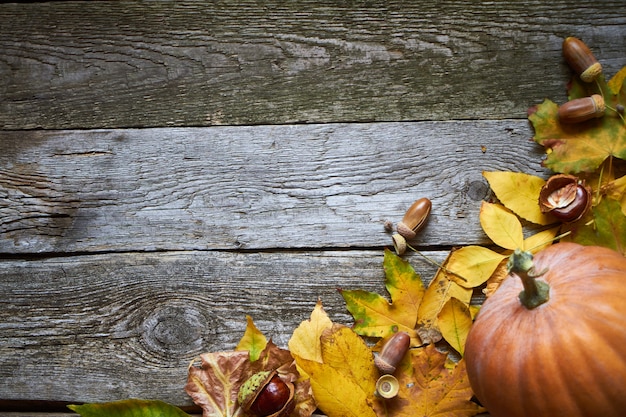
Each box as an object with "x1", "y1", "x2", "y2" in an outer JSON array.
[
  {"x1": 479, "y1": 201, "x2": 523, "y2": 250},
  {"x1": 340, "y1": 249, "x2": 423, "y2": 340},
  {"x1": 483, "y1": 171, "x2": 553, "y2": 225},
  {"x1": 374, "y1": 344, "x2": 483, "y2": 417},
  {"x1": 289, "y1": 300, "x2": 333, "y2": 364},
  {"x1": 294, "y1": 324, "x2": 380, "y2": 417}
]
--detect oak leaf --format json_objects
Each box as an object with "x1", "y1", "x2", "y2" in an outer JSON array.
[{"x1": 339, "y1": 249, "x2": 423, "y2": 340}]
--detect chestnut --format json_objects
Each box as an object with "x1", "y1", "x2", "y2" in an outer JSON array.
[
  {"x1": 538, "y1": 174, "x2": 591, "y2": 223},
  {"x1": 396, "y1": 198, "x2": 432, "y2": 240},
  {"x1": 238, "y1": 370, "x2": 295, "y2": 417}
]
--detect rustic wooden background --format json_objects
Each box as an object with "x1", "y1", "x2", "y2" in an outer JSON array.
[{"x1": 1, "y1": 1, "x2": 625, "y2": 416}]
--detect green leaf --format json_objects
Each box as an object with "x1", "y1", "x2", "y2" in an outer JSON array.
[
  {"x1": 235, "y1": 315, "x2": 267, "y2": 362},
  {"x1": 340, "y1": 249, "x2": 424, "y2": 339},
  {"x1": 68, "y1": 399, "x2": 190, "y2": 417},
  {"x1": 529, "y1": 72, "x2": 626, "y2": 174},
  {"x1": 568, "y1": 197, "x2": 626, "y2": 255}
]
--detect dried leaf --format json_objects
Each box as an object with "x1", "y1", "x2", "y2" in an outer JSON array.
[
  {"x1": 289, "y1": 300, "x2": 333, "y2": 364},
  {"x1": 186, "y1": 337, "x2": 315, "y2": 417},
  {"x1": 479, "y1": 202, "x2": 524, "y2": 250},
  {"x1": 437, "y1": 298, "x2": 472, "y2": 356},
  {"x1": 372, "y1": 344, "x2": 483, "y2": 417},
  {"x1": 483, "y1": 171, "x2": 553, "y2": 225},
  {"x1": 235, "y1": 315, "x2": 268, "y2": 362},
  {"x1": 446, "y1": 246, "x2": 507, "y2": 288},
  {"x1": 185, "y1": 351, "x2": 250, "y2": 417},
  {"x1": 294, "y1": 325, "x2": 379, "y2": 417},
  {"x1": 68, "y1": 400, "x2": 190, "y2": 417},
  {"x1": 340, "y1": 249, "x2": 423, "y2": 339}
]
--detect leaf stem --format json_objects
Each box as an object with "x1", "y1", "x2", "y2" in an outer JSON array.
[
  {"x1": 507, "y1": 249, "x2": 550, "y2": 309},
  {"x1": 595, "y1": 78, "x2": 625, "y2": 124},
  {"x1": 405, "y1": 243, "x2": 467, "y2": 282}
]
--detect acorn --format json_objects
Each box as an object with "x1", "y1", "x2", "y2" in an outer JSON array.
[
  {"x1": 562, "y1": 37, "x2": 602, "y2": 82},
  {"x1": 374, "y1": 331, "x2": 411, "y2": 375},
  {"x1": 237, "y1": 370, "x2": 295, "y2": 417},
  {"x1": 376, "y1": 374, "x2": 400, "y2": 399},
  {"x1": 558, "y1": 94, "x2": 605, "y2": 124},
  {"x1": 396, "y1": 198, "x2": 432, "y2": 240},
  {"x1": 538, "y1": 174, "x2": 591, "y2": 223}
]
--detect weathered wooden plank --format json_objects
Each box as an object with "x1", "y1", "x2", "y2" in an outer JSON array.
[
  {"x1": 1, "y1": 1, "x2": 625, "y2": 129},
  {"x1": 0, "y1": 249, "x2": 457, "y2": 406},
  {"x1": 0, "y1": 121, "x2": 549, "y2": 254}
]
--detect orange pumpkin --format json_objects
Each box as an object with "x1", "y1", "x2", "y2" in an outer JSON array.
[{"x1": 465, "y1": 242, "x2": 626, "y2": 417}]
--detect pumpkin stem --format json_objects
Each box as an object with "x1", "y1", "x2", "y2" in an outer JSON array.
[{"x1": 507, "y1": 249, "x2": 550, "y2": 309}]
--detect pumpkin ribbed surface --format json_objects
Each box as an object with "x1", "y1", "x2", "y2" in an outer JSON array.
[{"x1": 465, "y1": 242, "x2": 626, "y2": 417}]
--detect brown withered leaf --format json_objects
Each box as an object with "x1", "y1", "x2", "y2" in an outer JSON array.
[
  {"x1": 371, "y1": 344, "x2": 483, "y2": 417},
  {"x1": 186, "y1": 341, "x2": 315, "y2": 417}
]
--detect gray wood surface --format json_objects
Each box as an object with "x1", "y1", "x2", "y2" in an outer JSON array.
[
  {"x1": 2, "y1": 0, "x2": 624, "y2": 415},
  {"x1": 0, "y1": 249, "x2": 451, "y2": 406},
  {"x1": 0, "y1": 121, "x2": 547, "y2": 254},
  {"x1": 1, "y1": 1, "x2": 625, "y2": 129}
]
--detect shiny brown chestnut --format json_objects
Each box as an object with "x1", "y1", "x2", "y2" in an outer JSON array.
[
  {"x1": 538, "y1": 174, "x2": 591, "y2": 223},
  {"x1": 558, "y1": 94, "x2": 605, "y2": 124},
  {"x1": 397, "y1": 198, "x2": 432, "y2": 240},
  {"x1": 374, "y1": 331, "x2": 411, "y2": 374},
  {"x1": 563, "y1": 37, "x2": 602, "y2": 82},
  {"x1": 238, "y1": 370, "x2": 295, "y2": 417}
]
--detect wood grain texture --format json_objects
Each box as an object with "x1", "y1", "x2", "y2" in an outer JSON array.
[
  {"x1": 0, "y1": 121, "x2": 549, "y2": 254},
  {"x1": 0, "y1": 249, "x2": 457, "y2": 406},
  {"x1": 1, "y1": 1, "x2": 625, "y2": 129}
]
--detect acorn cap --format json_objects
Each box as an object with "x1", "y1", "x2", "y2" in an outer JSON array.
[
  {"x1": 392, "y1": 233, "x2": 407, "y2": 256},
  {"x1": 376, "y1": 374, "x2": 400, "y2": 399}
]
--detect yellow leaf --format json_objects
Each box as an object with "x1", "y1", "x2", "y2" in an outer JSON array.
[
  {"x1": 480, "y1": 202, "x2": 524, "y2": 250},
  {"x1": 294, "y1": 325, "x2": 379, "y2": 417},
  {"x1": 235, "y1": 315, "x2": 267, "y2": 362},
  {"x1": 483, "y1": 171, "x2": 553, "y2": 225},
  {"x1": 417, "y1": 252, "x2": 472, "y2": 338},
  {"x1": 438, "y1": 298, "x2": 472, "y2": 356},
  {"x1": 446, "y1": 245, "x2": 507, "y2": 288},
  {"x1": 373, "y1": 345, "x2": 483, "y2": 417},
  {"x1": 288, "y1": 300, "x2": 333, "y2": 364},
  {"x1": 608, "y1": 66, "x2": 626, "y2": 95},
  {"x1": 523, "y1": 226, "x2": 560, "y2": 253}
]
